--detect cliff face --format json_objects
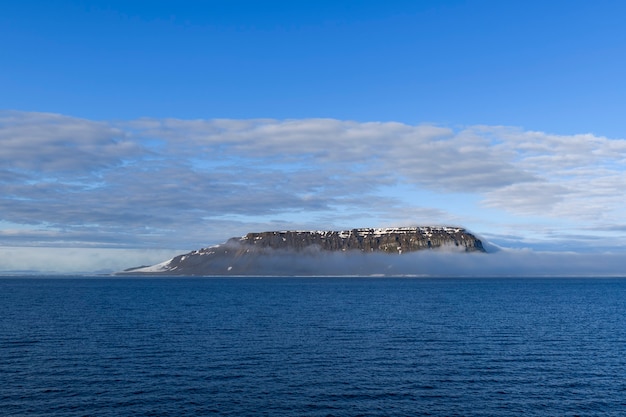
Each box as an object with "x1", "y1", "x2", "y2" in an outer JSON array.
[
  {"x1": 233, "y1": 227, "x2": 484, "y2": 253},
  {"x1": 122, "y1": 227, "x2": 485, "y2": 276}
]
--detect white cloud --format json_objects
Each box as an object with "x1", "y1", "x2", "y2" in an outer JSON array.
[
  {"x1": 2, "y1": 110, "x2": 626, "y2": 272},
  {"x1": 0, "y1": 111, "x2": 142, "y2": 173},
  {"x1": 480, "y1": 127, "x2": 626, "y2": 221},
  {"x1": 131, "y1": 117, "x2": 533, "y2": 191}
]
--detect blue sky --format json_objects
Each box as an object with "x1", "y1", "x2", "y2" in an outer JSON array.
[{"x1": 2, "y1": 1, "x2": 626, "y2": 273}]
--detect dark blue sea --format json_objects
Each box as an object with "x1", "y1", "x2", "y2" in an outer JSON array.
[{"x1": 2, "y1": 277, "x2": 626, "y2": 416}]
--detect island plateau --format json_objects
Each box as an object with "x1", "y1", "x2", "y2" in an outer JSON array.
[{"x1": 121, "y1": 227, "x2": 486, "y2": 276}]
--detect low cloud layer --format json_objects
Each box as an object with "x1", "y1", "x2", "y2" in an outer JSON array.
[
  {"x1": 2, "y1": 110, "x2": 626, "y2": 272},
  {"x1": 250, "y1": 249, "x2": 626, "y2": 277},
  {"x1": 1, "y1": 246, "x2": 623, "y2": 277},
  {"x1": 0, "y1": 246, "x2": 182, "y2": 275}
]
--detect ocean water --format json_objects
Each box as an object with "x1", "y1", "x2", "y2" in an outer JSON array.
[{"x1": 1, "y1": 277, "x2": 626, "y2": 416}]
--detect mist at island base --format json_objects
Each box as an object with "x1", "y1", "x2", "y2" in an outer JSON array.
[
  {"x1": 227, "y1": 247, "x2": 626, "y2": 277},
  {"x1": 3, "y1": 244, "x2": 626, "y2": 277},
  {"x1": 2, "y1": 276, "x2": 626, "y2": 416}
]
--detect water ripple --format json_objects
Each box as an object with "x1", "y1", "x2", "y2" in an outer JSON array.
[{"x1": 1, "y1": 277, "x2": 626, "y2": 416}]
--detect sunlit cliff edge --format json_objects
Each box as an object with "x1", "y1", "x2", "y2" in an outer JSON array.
[{"x1": 120, "y1": 227, "x2": 486, "y2": 276}]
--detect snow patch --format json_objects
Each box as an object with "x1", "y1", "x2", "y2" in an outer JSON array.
[{"x1": 130, "y1": 258, "x2": 174, "y2": 273}]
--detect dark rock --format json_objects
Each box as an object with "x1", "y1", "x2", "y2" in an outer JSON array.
[{"x1": 236, "y1": 227, "x2": 484, "y2": 253}]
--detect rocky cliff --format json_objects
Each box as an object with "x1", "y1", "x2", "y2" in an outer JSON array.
[
  {"x1": 122, "y1": 227, "x2": 485, "y2": 276},
  {"x1": 235, "y1": 227, "x2": 484, "y2": 253}
]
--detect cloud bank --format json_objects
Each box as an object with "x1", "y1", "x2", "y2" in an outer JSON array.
[
  {"x1": 246, "y1": 249, "x2": 626, "y2": 278},
  {"x1": 2, "y1": 110, "x2": 626, "y2": 272},
  {"x1": 0, "y1": 246, "x2": 182, "y2": 275}
]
